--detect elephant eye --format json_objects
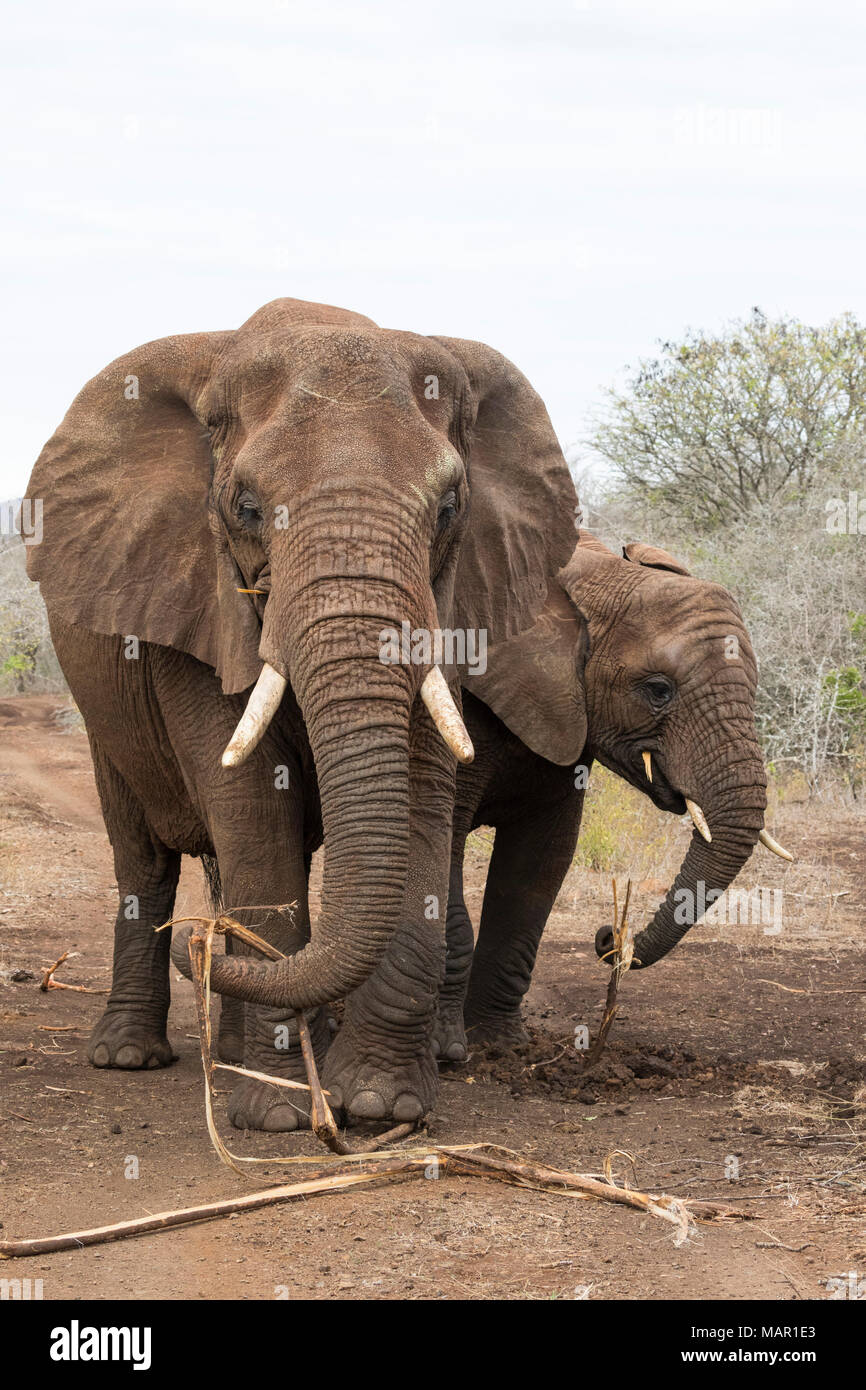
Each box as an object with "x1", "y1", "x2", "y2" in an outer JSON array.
[
  {"x1": 642, "y1": 676, "x2": 675, "y2": 709},
  {"x1": 437, "y1": 489, "x2": 459, "y2": 533},
  {"x1": 236, "y1": 491, "x2": 263, "y2": 532}
]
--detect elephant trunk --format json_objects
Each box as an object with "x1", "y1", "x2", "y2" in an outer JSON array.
[
  {"x1": 195, "y1": 644, "x2": 413, "y2": 1013},
  {"x1": 628, "y1": 737, "x2": 767, "y2": 968},
  {"x1": 173, "y1": 494, "x2": 452, "y2": 1010}
]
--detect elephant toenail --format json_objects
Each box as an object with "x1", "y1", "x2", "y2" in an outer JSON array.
[
  {"x1": 348, "y1": 1090, "x2": 387, "y2": 1120},
  {"x1": 262, "y1": 1105, "x2": 300, "y2": 1133},
  {"x1": 114, "y1": 1045, "x2": 144, "y2": 1068},
  {"x1": 392, "y1": 1093, "x2": 424, "y2": 1122},
  {"x1": 91, "y1": 1043, "x2": 110, "y2": 1067},
  {"x1": 445, "y1": 1042, "x2": 466, "y2": 1061}
]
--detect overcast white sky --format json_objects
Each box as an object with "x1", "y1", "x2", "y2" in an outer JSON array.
[{"x1": 3, "y1": 0, "x2": 866, "y2": 498}]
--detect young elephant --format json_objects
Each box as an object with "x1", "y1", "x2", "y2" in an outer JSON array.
[{"x1": 436, "y1": 530, "x2": 792, "y2": 1059}]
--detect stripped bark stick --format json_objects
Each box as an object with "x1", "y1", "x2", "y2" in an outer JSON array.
[
  {"x1": 297, "y1": 1010, "x2": 350, "y2": 1155},
  {"x1": 0, "y1": 1161, "x2": 428, "y2": 1259},
  {"x1": 585, "y1": 878, "x2": 633, "y2": 1066},
  {"x1": 214, "y1": 1063, "x2": 317, "y2": 1093},
  {"x1": 0, "y1": 1144, "x2": 752, "y2": 1260},
  {"x1": 441, "y1": 1145, "x2": 750, "y2": 1223}
]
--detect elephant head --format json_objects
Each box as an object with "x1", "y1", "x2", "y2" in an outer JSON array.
[
  {"x1": 25, "y1": 298, "x2": 577, "y2": 1008},
  {"x1": 468, "y1": 529, "x2": 791, "y2": 968}
]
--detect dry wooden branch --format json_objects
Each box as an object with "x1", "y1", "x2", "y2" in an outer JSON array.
[
  {"x1": 214, "y1": 1063, "x2": 316, "y2": 1093},
  {"x1": 0, "y1": 1142, "x2": 752, "y2": 1260},
  {"x1": 363, "y1": 1123, "x2": 416, "y2": 1152},
  {"x1": 39, "y1": 951, "x2": 108, "y2": 995},
  {"x1": 0, "y1": 1159, "x2": 428, "y2": 1259},
  {"x1": 441, "y1": 1145, "x2": 750, "y2": 1227},
  {"x1": 156, "y1": 909, "x2": 295, "y2": 956},
  {"x1": 756, "y1": 979, "x2": 866, "y2": 996},
  {"x1": 297, "y1": 1009, "x2": 350, "y2": 1155},
  {"x1": 585, "y1": 878, "x2": 634, "y2": 1066}
]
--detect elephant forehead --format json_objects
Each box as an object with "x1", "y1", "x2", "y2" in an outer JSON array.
[
  {"x1": 605, "y1": 579, "x2": 744, "y2": 664},
  {"x1": 225, "y1": 403, "x2": 461, "y2": 500},
  {"x1": 226, "y1": 326, "x2": 457, "y2": 397}
]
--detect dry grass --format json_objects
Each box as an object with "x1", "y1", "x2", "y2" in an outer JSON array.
[
  {"x1": 553, "y1": 765, "x2": 863, "y2": 951},
  {"x1": 575, "y1": 766, "x2": 682, "y2": 880}
]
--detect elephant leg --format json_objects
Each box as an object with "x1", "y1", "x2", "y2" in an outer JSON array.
[
  {"x1": 212, "y1": 816, "x2": 328, "y2": 1135},
  {"x1": 87, "y1": 742, "x2": 180, "y2": 1070},
  {"x1": 322, "y1": 712, "x2": 454, "y2": 1125},
  {"x1": 464, "y1": 771, "x2": 582, "y2": 1046},
  {"x1": 434, "y1": 711, "x2": 500, "y2": 1063},
  {"x1": 433, "y1": 834, "x2": 475, "y2": 1063}
]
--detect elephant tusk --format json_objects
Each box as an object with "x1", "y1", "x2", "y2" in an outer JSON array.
[
  {"x1": 420, "y1": 667, "x2": 474, "y2": 764},
  {"x1": 685, "y1": 798, "x2": 712, "y2": 843},
  {"x1": 759, "y1": 828, "x2": 794, "y2": 862},
  {"x1": 221, "y1": 664, "x2": 288, "y2": 768},
  {"x1": 642, "y1": 751, "x2": 653, "y2": 782}
]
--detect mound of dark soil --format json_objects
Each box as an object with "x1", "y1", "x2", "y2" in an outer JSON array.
[{"x1": 464, "y1": 1029, "x2": 862, "y2": 1107}]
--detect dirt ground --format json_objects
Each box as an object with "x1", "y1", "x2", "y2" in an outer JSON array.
[{"x1": 1, "y1": 695, "x2": 864, "y2": 1301}]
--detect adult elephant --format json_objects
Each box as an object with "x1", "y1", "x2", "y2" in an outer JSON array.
[
  {"x1": 436, "y1": 530, "x2": 793, "y2": 1058},
  {"x1": 24, "y1": 298, "x2": 577, "y2": 1129}
]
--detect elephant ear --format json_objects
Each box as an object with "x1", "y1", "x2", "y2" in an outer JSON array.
[
  {"x1": 623, "y1": 541, "x2": 691, "y2": 575},
  {"x1": 25, "y1": 332, "x2": 263, "y2": 695},
  {"x1": 469, "y1": 580, "x2": 589, "y2": 766},
  {"x1": 433, "y1": 338, "x2": 578, "y2": 649}
]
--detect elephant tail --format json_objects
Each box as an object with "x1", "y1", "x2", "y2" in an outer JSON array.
[{"x1": 200, "y1": 853, "x2": 223, "y2": 916}]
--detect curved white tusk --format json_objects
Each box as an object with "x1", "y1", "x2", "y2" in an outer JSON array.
[
  {"x1": 221, "y1": 664, "x2": 288, "y2": 768},
  {"x1": 685, "y1": 798, "x2": 712, "y2": 843},
  {"x1": 420, "y1": 667, "x2": 474, "y2": 764},
  {"x1": 642, "y1": 751, "x2": 653, "y2": 782},
  {"x1": 759, "y1": 828, "x2": 794, "y2": 862}
]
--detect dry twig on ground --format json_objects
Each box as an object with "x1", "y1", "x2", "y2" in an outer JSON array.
[
  {"x1": 0, "y1": 1142, "x2": 753, "y2": 1260},
  {"x1": 39, "y1": 951, "x2": 108, "y2": 995}
]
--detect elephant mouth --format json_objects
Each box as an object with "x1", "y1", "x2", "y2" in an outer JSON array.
[{"x1": 594, "y1": 748, "x2": 687, "y2": 817}]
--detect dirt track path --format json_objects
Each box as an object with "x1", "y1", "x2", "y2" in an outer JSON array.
[{"x1": 0, "y1": 696, "x2": 863, "y2": 1300}]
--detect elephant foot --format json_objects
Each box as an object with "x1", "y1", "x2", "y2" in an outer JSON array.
[
  {"x1": 322, "y1": 1031, "x2": 438, "y2": 1126},
  {"x1": 464, "y1": 1010, "x2": 530, "y2": 1050},
  {"x1": 227, "y1": 1075, "x2": 311, "y2": 1133},
  {"x1": 228, "y1": 1007, "x2": 330, "y2": 1133},
  {"x1": 432, "y1": 1009, "x2": 468, "y2": 1063},
  {"x1": 88, "y1": 1009, "x2": 175, "y2": 1070}
]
